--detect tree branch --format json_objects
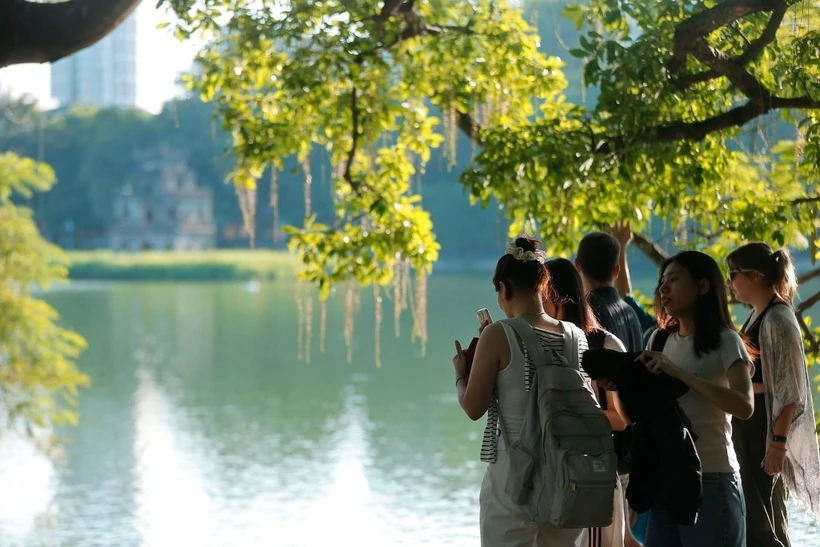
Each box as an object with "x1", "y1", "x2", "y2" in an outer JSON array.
[
  {"x1": 455, "y1": 110, "x2": 485, "y2": 146},
  {"x1": 379, "y1": 0, "x2": 407, "y2": 19},
  {"x1": 344, "y1": 88, "x2": 360, "y2": 189},
  {"x1": 673, "y1": 0, "x2": 787, "y2": 91},
  {"x1": 667, "y1": 0, "x2": 779, "y2": 75},
  {"x1": 791, "y1": 194, "x2": 820, "y2": 206},
  {"x1": 690, "y1": 39, "x2": 771, "y2": 102},
  {"x1": 796, "y1": 290, "x2": 820, "y2": 315},
  {"x1": 796, "y1": 289, "x2": 820, "y2": 355},
  {"x1": 632, "y1": 232, "x2": 669, "y2": 267},
  {"x1": 640, "y1": 0, "x2": 815, "y2": 146},
  {"x1": 643, "y1": 94, "x2": 820, "y2": 144},
  {"x1": 799, "y1": 267, "x2": 820, "y2": 286},
  {"x1": 0, "y1": 0, "x2": 142, "y2": 69}
]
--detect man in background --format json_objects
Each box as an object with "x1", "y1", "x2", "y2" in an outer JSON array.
[
  {"x1": 576, "y1": 230, "x2": 645, "y2": 547},
  {"x1": 576, "y1": 231, "x2": 644, "y2": 352}
]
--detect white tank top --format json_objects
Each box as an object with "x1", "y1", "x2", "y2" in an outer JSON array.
[{"x1": 480, "y1": 321, "x2": 589, "y2": 462}]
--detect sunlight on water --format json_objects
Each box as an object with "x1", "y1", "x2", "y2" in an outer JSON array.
[
  {"x1": 0, "y1": 437, "x2": 54, "y2": 542},
  {"x1": 133, "y1": 365, "x2": 217, "y2": 546}
]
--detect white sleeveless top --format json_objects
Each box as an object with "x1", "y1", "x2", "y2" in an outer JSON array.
[{"x1": 480, "y1": 322, "x2": 589, "y2": 463}]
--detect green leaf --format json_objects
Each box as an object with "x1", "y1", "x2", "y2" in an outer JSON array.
[{"x1": 562, "y1": 4, "x2": 586, "y2": 31}]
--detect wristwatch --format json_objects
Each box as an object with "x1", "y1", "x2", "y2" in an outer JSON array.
[{"x1": 772, "y1": 434, "x2": 788, "y2": 443}]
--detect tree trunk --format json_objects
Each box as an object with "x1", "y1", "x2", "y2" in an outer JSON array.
[{"x1": 0, "y1": 0, "x2": 142, "y2": 69}]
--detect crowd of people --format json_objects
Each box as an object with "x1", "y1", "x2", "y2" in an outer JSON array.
[{"x1": 452, "y1": 226, "x2": 820, "y2": 547}]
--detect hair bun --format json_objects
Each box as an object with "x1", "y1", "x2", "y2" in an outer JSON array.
[{"x1": 514, "y1": 236, "x2": 540, "y2": 254}]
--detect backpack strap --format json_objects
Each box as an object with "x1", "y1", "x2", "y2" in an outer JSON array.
[
  {"x1": 503, "y1": 316, "x2": 548, "y2": 366},
  {"x1": 559, "y1": 320, "x2": 581, "y2": 370},
  {"x1": 650, "y1": 329, "x2": 671, "y2": 352},
  {"x1": 496, "y1": 317, "x2": 552, "y2": 454}
]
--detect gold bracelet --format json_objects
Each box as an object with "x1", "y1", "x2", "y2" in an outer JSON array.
[{"x1": 770, "y1": 443, "x2": 787, "y2": 451}]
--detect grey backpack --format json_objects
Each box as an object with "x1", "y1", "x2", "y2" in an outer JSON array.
[{"x1": 498, "y1": 317, "x2": 617, "y2": 528}]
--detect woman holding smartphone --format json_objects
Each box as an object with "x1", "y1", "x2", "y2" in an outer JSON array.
[{"x1": 451, "y1": 236, "x2": 588, "y2": 547}]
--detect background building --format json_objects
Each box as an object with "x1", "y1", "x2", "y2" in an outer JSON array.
[
  {"x1": 110, "y1": 148, "x2": 217, "y2": 252},
  {"x1": 51, "y1": 14, "x2": 137, "y2": 108}
]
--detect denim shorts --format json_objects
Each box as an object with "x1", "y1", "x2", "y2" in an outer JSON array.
[{"x1": 645, "y1": 472, "x2": 746, "y2": 547}]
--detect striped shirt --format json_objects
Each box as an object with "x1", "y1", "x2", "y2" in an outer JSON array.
[{"x1": 480, "y1": 327, "x2": 589, "y2": 463}]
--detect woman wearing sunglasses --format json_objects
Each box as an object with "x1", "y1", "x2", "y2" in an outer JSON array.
[{"x1": 726, "y1": 243, "x2": 820, "y2": 546}]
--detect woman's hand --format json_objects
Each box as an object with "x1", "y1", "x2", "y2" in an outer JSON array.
[
  {"x1": 608, "y1": 221, "x2": 633, "y2": 247},
  {"x1": 764, "y1": 443, "x2": 787, "y2": 476},
  {"x1": 636, "y1": 350, "x2": 685, "y2": 379},
  {"x1": 452, "y1": 340, "x2": 467, "y2": 379},
  {"x1": 478, "y1": 319, "x2": 491, "y2": 337}
]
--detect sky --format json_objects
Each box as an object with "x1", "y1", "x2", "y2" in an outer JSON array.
[{"x1": 0, "y1": 1, "x2": 199, "y2": 114}]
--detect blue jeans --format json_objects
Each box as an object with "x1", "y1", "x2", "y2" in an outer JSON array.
[{"x1": 645, "y1": 472, "x2": 746, "y2": 547}]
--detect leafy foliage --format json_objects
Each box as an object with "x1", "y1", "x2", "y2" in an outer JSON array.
[
  {"x1": 0, "y1": 152, "x2": 88, "y2": 455},
  {"x1": 465, "y1": 0, "x2": 820, "y2": 258},
  {"x1": 161, "y1": 0, "x2": 820, "y2": 289},
  {"x1": 166, "y1": 0, "x2": 571, "y2": 296}
]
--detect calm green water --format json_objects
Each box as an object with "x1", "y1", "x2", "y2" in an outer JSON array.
[{"x1": 0, "y1": 276, "x2": 817, "y2": 546}]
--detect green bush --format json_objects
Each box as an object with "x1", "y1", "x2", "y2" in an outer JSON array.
[{"x1": 66, "y1": 250, "x2": 300, "y2": 281}]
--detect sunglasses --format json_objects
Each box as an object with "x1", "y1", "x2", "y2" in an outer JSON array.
[{"x1": 728, "y1": 269, "x2": 755, "y2": 281}]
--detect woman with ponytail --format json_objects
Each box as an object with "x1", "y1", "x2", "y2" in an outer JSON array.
[{"x1": 727, "y1": 243, "x2": 820, "y2": 546}]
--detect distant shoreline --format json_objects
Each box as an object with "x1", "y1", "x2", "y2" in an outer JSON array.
[
  {"x1": 70, "y1": 248, "x2": 815, "y2": 283},
  {"x1": 64, "y1": 250, "x2": 664, "y2": 282},
  {"x1": 66, "y1": 250, "x2": 300, "y2": 281}
]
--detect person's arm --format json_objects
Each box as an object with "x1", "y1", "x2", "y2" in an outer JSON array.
[
  {"x1": 681, "y1": 362, "x2": 754, "y2": 419},
  {"x1": 615, "y1": 245, "x2": 631, "y2": 299},
  {"x1": 638, "y1": 349, "x2": 754, "y2": 419},
  {"x1": 454, "y1": 322, "x2": 506, "y2": 421},
  {"x1": 601, "y1": 332, "x2": 629, "y2": 430},
  {"x1": 772, "y1": 405, "x2": 797, "y2": 438},
  {"x1": 760, "y1": 308, "x2": 808, "y2": 473},
  {"x1": 609, "y1": 222, "x2": 633, "y2": 298},
  {"x1": 605, "y1": 391, "x2": 628, "y2": 431}
]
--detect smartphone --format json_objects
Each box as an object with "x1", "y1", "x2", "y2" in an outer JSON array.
[{"x1": 476, "y1": 308, "x2": 493, "y2": 325}]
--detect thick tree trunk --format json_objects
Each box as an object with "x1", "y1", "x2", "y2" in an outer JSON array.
[{"x1": 0, "y1": 0, "x2": 142, "y2": 69}]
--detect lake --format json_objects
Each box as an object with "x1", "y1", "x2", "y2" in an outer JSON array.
[{"x1": 0, "y1": 276, "x2": 818, "y2": 546}]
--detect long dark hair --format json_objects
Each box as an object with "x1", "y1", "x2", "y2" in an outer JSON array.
[
  {"x1": 545, "y1": 258, "x2": 600, "y2": 333},
  {"x1": 727, "y1": 242, "x2": 798, "y2": 303},
  {"x1": 655, "y1": 251, "x2": 738, "y2": 357}
]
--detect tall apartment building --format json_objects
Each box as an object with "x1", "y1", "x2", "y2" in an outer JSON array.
[{"x1": 51, "y1": 14, "x2": 137, "y2": 108}]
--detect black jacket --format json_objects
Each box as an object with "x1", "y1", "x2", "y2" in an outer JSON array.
[{"x1": 581, "y1": 344, "x2": 702, "y2": 525}]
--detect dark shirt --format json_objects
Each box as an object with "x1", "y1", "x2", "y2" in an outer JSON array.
[
  {"x1": 740, "y1": 297, "x2": 788, "y2": 384},
  {"x1": 589, "y1": 287, "x2": 644, "y2": 353}
]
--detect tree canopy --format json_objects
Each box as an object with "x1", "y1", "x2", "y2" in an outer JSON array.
[
  {"x1": 162, "y1": 1, "x2": 818, "y2": 270},
  {"x1": 159, "y1": 0, "x2": 820, "y2": 355}
]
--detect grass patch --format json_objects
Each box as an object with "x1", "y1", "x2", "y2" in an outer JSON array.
[{"x1": 66, "y1": 250, "x2": 301, "y2": 281}]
